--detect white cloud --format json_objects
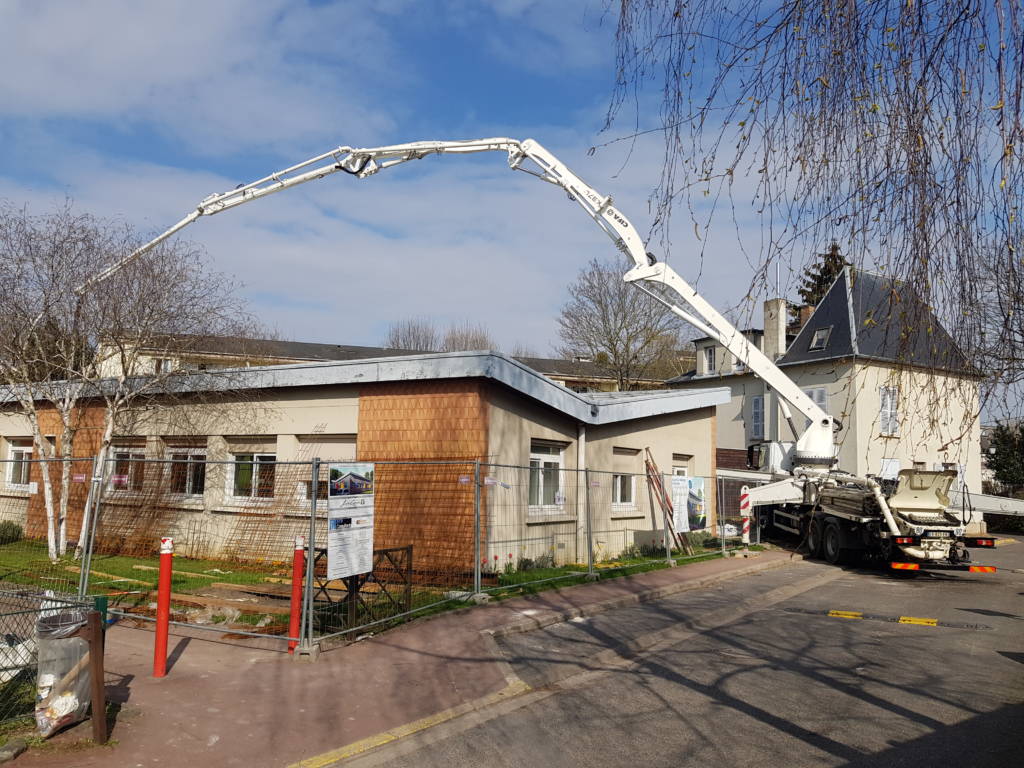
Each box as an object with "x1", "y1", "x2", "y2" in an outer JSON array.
[{"x1": 0, "y1": 0, "x2": 397, "y2": 154}]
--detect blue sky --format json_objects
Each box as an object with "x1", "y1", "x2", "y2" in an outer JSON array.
[{"x1": 0, "y1": 0, "x2": 774, "y2": 353}]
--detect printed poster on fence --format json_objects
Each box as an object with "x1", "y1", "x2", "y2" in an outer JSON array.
[
  {"x1": 671, "y1": 476, "x2": 707, "y2": 533},
  {"x1": 326, "y1": 462, "x2": 375, "y2": 580}
]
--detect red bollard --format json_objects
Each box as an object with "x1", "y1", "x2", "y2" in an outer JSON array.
[
  {"x1": 153, "y1": 537, "x2": 173, "y2": 678},
  {"x1": 288, "y1": 536, "x2": 305, "y2": 654}
]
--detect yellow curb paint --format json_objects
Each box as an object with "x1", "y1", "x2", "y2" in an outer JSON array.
[
  {"x1": 898, "y1": 616, "x2": 938, "y2": 626},
  {"x1": 288, "y1": 679, "x2": 531, "y2": 768},
  {"x1": 995, "y1": 538, "x2": 1017, "y2": 547},
  {"x1": 827, "y1": 610, "x2": 863, "y2": 619}
]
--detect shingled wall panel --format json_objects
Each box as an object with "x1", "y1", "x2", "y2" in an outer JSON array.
[{"x1": 357, "y1": 380, "x2": 488, "y2": 582}]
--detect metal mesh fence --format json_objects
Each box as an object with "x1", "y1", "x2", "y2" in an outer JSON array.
[
  {"x1": 0, "y1": 458, "x2": 96, "y2": 598},
  {"x1": 0, "y1": 591, "x2": 90, "y2": 724},
  {"x1": 716, "y1": 476, "x2": 770, "y2": 548},
  {"x1": 2, "y1": 456, "x2": 735, "y2": 652}
]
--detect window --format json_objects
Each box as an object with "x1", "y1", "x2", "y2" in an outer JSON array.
[
  {"x1": 912, "y1": 461, "x2": 926, "y2": 471},
  {"x1": 528, "y1": 442, "x2": 564, "y2": 511},
  {"x1": 703, "y1": 346, "x2": 716, "y2": 373},
  {"x1": 879, "y1": 386, "x2": 899, "y2": 436},
  {"x1": 803, "y1": 387, "x2": 828, "y2": 429},
  {"x1": 169, "y1": 452, "x2": 206, "y2": 495},
  {"x1": 304, "y1": 480, "x2": 329, "y2": 501},
  {"x1": 6, "y1": 439, "x2": 32, "y2": 487},
  {"x1": 751, "y1": 396, "x2": 764, "y2": 440},
  {"x1": 110, "y1": 450, "x2": 146, "y2": 491},
  {"x1": 612, "y1": 474, "x2": 635, "y2": 506},
  {"x1": 879, "y1": 458, "x2": 901, "y2": 480},
  {"x1": 232, "y1": 454, "x2": 276, "y2": 498},
  {"x1": 672, "y1": 453, "x2": 692, "y2": 477},
  {"x1": 808, "y1": 327, "x2": 833, "y2": 351}
]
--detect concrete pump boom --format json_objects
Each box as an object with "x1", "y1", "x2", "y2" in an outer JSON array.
[{"x1": 79, "y1": 136, "x2": 838, "y2": 467}]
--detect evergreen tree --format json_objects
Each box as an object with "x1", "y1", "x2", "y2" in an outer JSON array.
[
  {"x1": 988, "y1": 423, "x2": 1024, "y2": 491},
  {"x1": 791, "y1": 243, "x2": 850, "y2": 321}
]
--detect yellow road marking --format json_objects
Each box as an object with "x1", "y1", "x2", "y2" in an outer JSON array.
[
  {"x1": 898, "y1": 616, "x2": 938, "y2": 626},
  {"x1": 827, "y1": 610, "x2": 863, "y2": 619},
  {"x1": 995, "y1": 538, "x2": 1017, "y2": 547},
  {"x1": 288, "y1": 679, "x2": 531, "y2": 768}
]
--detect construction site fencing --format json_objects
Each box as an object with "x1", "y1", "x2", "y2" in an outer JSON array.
[
  {"x1": 1, "y1": 456, "x2": 733, "y2": 654},
  {"x1": 716, "y1": 476, "x2": 772, "y2": 550},
  {"x1": 0, "y1": 457, "x2": 99, "y2": 599},
  {"x1": 0, "y1": 590, "x2": 91, "y2": 724}
]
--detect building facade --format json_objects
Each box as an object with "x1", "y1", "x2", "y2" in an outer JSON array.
[{"x1": 0, "y1": 352, "x2": 728, "y2": 572}]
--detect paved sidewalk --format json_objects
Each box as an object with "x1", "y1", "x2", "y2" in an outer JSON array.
[{"x1": 16, "y1": 550, "x2": 803, "y2": 768}]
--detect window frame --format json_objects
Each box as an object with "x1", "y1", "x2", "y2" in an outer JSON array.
[
  {"x1": 528, "y1": 442, "x2": 565, "y2": 514},
  {"x1": 611, "y1": 473, "x2": 636, "y2": 509},
  {"x1": 703, "y1": 346, "x2": 716, "y2": 373},
  {"x1": 6, "y1": 439, "x2": 33, "y2": 489},
  {"x1": 750, "y1": 395, "x2": 765, "y2": 440},
  {"x1": 167, "y1": 449, "x2": 207, "y2": 497},
  {"x1": 229, "y1": 453, "x2": 277, "y2": 500},
  {"x1": 879, "y1": 386, "x2": 899, "y2": 436},
  {"x1": 808, "y1": 326, "x2": 833, "y2": 351},
  {"x1": 802, "y1": 387, "x2": 829, "y2": 429},
  {"x1": 108, "y1": 449, "x2": 147, "y2": 492}
]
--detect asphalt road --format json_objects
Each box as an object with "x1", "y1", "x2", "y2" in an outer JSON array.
[{"x1": 345, "y1": 537, "x2": 1024, "y2": 768}]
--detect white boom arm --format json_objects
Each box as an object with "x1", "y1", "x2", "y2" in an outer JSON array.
[{"x1": 83, "y1": 137, "x2": 837, "y2": 465}]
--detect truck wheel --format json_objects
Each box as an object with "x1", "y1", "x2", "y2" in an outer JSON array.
[
  {"x1": 823, "y1": 521, "x2": 847, "y2": 565},
  {"x1": 805, "y1": 518, "x2": 824, "y2": 558}
]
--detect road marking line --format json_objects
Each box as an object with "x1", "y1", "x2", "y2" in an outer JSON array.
[
  {"x1": 994, "y1": 538, "x2": 1017, "y2": 547},
  {"x1": 288, "y1": 679, "x2": 531, "y2": 768},
  {"x1": 784, "y1": 607, "x2": 990, "y2": 630}
]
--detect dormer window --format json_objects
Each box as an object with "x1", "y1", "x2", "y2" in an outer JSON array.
[{"x1": 808, "y1": 327, "x2": 832, "y2": 351}]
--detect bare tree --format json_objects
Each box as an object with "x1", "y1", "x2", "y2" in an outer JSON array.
[
  {"x1": 607, "y1": 1, "x2": 1023, "y2": 415},
  {"x1": 510, "y1": 342, "x2": 539, "y2": 358},
  {"x1": 440, "y1": 321, "x2": 499, "y2": 353},
  {"x1": 382, "y1": 318, "x2": 439, "y2": 352},
  {"x1": 0, "y1": 200, "x2": 258, "y2": 560},
  {"x1": 557, "y1": 257, "x2": 685, "y2": 389}
]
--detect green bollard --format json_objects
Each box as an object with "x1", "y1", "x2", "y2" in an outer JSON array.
[{"x1": 93, "y1": 594, "x2": 109, "y2": 627}]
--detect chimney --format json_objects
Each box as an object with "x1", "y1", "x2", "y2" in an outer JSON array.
[{"x1": 763, "y1": 298, "x2": 788, "y2": 360}]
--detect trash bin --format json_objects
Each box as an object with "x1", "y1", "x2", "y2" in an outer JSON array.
[{"x1": 35, "y1": 610, "x2": 91, "y2": 737}]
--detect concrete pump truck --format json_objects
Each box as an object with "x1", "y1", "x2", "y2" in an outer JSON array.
[{"x1": 81, "y1": 137, "x2": 997, "y2": 574}]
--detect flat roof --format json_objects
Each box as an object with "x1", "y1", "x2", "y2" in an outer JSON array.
[{"x1": 42, "y1": 351, "x2": 728, "y2": 427}]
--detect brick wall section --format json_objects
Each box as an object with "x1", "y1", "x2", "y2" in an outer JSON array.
[
  {"x1": 25, "y1": 403, "x2": 105, "y2": 541},
  {"x1": 357, "y1": 380, "x2": 488, "y2": 581},
  {"x1": 717, "y1": 448, "x2": 750, "y2": 471}
]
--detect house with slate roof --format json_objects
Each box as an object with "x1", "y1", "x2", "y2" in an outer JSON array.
[{"x1": 669, "y1": 267, "x2": 985, "y2": 494}]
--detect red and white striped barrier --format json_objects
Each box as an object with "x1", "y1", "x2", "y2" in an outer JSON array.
[{"x1": 740, "y1": 486, "x2": 751, "y2": 547}]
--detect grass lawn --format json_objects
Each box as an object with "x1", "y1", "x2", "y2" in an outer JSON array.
[{"x1": 0, "y1": 539, "x2": 284, "y2": 596}]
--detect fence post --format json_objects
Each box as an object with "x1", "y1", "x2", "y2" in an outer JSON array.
[
  {"x1": 78, "y1": 458, "x2": 104, "y2": 598},
  {"x1": 288, "y1": 535, "x2": 305, "y2": 654},
  {"x1": 87, "y1": 609, "x2": 107, "y2": 744},
  {"x1": 153, "y1": 537, "x2": 173, "y2": 678},
  {"x1": 297, "y1": 458, "x2": 320, "y2": 660},
  {"x1": 584, "y1": 469, "x2": 596, "y2": 579},
  {"x1": 473, "y1": 460, "x2": 482, "y2": 598}
]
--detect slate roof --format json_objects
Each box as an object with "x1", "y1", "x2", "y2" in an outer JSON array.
[{"x1": 778, "y1": 268, "x2": 979, "y2": 376}]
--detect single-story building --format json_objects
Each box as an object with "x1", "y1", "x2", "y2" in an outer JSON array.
[{"x1": 0, "y1": 351, "x2": 728, "y2": 576}]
